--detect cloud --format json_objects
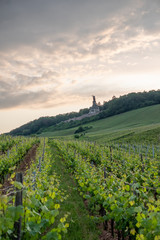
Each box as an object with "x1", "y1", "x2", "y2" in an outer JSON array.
[
  {"x1": 0, "y1": 0, "x2": 160, "y2": 111},
  {"x1": 1, "y1": 0, "x2": 160, "y2": 61},
  {"x1": 0, "y1": 90, "x2": 50, "y2": 109},
  {"x1": 14, "y1": 71, "x2": 62, "y2": 90},
  {"x1": 0, "y1": 0, "x2": 152, "y2": 51},
  {"x1": 0, "y1": 71, "x2": 63, "y2": 109}
]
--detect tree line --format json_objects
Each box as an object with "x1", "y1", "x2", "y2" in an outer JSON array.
[{"x1": 9, "y1": 90, "x2": 160, "y2": 136}]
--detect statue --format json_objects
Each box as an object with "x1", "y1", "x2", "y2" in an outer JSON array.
[
  {"x1": 92, "y1": 95, "x2": 96, "y2": 104},
  {"x1": 89, "y1": 95, "x2": 100, "y2": 114}
]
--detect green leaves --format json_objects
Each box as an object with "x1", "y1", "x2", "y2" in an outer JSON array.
[
  {"x1": 125, "y1": 185, "x2": 130, "y2": 191},
  {"x1": 14, "y1": 181, "x2": 23, "y2": 189},
  {"x1": 134, "y1": 207, "x2": 143, "y2": 213},
  {"x1": 1, "y1": 137, "x2": 160, "y2": 240},
  {"x1": 0, "y1": 138, "x2": 69, "y2": 240},
  {"x1": 52, "y1": 139, "x2": 160, "y2": 240},
  {"x1": 0, "y1": 136, "x2": 37, "y2": 181},
  {"x1": 42, "y1": 231, "x2": 60, "y2": 240}
]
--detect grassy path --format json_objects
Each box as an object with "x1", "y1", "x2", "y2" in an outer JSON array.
[{"x1": 49, "y1": 143, "x2": 100, "y2": 240}]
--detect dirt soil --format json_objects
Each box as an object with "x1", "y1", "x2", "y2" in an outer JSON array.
[
  {"x1": 99, "y1": 221, "x2": 118, "y2": 240},
  {"x1": 1, "y1": 144, "x2": 38, "y2": 194},
  {"x1": 83, "y1": 198, "x2": 120, "y2": 239}
]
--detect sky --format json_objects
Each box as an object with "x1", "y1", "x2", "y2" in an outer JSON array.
[{"x1": 0, "y1": 0, "x2": 160, "y2": 133}]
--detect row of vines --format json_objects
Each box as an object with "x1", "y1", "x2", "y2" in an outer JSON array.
[
  {"x1": 0, "y1": 137, "x2": 69, "y2": 239},
  {"x1": 0, "y1": 135, "x2": 160, "y2": 239},
  {"x1": 0, "y1": 135, "x2": 39, "y2": 183},
  {"x1": 51, "y1": 139, "x2": 160, "y2": 240}
]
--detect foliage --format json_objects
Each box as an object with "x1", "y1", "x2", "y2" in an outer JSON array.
[
  {"x1": 1, "y1": 135, "x2": 160, "y2": 239},
  {"x1": 39, "y1": 104, "x2": 160, "y2": 145},
  {"x1": 9, "y1": 108, "x2": 89, "y2": 136},
  {"x1": 0, "y1": 139, "x2": 69, "y2": 239},
  {"x1": 51, "y1": 139, "x2": 160, "y2": 240},
  {"x1": 0, "y1": 135, "x2": 16, "y2": 154},
  {"x1": 9, "y1": 90, "x2": 160, "y2": 136},
  {"x1": 0, "y1": 136, "x2": 39, "y2": 182},
  {"x1": 74, "y1": 126, "x2": 92, "y2": 134},
  {"x1": 48, "y1": 140, "x2": 100, "y2": 240},
  {"x1": 115, "y1": 127, "x2": 160, "y2": 144},
  {"x1": 100, "y1": 90, "x2": 160, "y2": 119},
  {"x1": 74, "y1": 134, "x2": 80, "y2": 139}
]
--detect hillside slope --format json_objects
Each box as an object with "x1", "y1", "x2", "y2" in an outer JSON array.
[
  {"x1": 9, "y1": 90, "x2": 160, "y2": 136},
  {"x1": 39, "y1": 104, "x2": 160, "y2": 144}
]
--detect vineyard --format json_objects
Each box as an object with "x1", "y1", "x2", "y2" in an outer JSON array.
[
  {"x1": 51, "y1": 140, "x2": 160, "y2": 240},
  {"x1": 0, "y1": 135, "x2": 160, "y2": 239},
  {"x1": 0, "y1": 136, "x2": 70, "y2": 240},
  {"x1": 0, "y1": 135, "x2": 39, "y2": 183}
]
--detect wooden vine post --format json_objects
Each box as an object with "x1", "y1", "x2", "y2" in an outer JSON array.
[
  {"x1": 102, "y1": 167, "x2": 108, "y2": 230},
  {"x1": 140, "y1": 154, "x2": 145, "y2": 172},
  {"x1": 104, "y1": 167, "x2": 107, "y2": 181},
  {"x1": 109, "y1": 146, "x2": 112, "y2": 161},
  {"x1": 13, "y1": 172, "x2": 23, "y2": 240}
]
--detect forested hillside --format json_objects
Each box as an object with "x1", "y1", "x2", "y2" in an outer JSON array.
[{"x1": 9, "y1": 90, "x2": 160, "y2": 136}]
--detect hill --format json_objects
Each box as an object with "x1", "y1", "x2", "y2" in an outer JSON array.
[
  {"x1": 9, "y1": 90, "x2": 160, "y2": 136},
  {"x1": 39, "y1": 104, "x2": 160, "y2": 144}
]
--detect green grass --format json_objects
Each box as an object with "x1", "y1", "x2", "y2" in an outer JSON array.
[
  {"x1": 39, "y1": 104, "x2": 160, "y2": 144},
  {"x1": 49, "y1": 142, "x2": 100, "y2": 240}
]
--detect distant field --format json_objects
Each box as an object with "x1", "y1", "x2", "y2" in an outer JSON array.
[{"x1": 39, "y1": 104, "x2": 160, "y2": 144}]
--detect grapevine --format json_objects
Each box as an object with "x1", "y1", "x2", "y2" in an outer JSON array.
[{"x1": 52, "y1": 139, "x2": 160, "y2": 240}]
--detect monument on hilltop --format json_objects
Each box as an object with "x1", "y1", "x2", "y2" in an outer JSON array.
[
  {"x1": 89, "y1": 95, "x2": 100, "y2": 114},
  {"x1": 63, "y1": 95, "x2": 100, "y2": 123}
]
